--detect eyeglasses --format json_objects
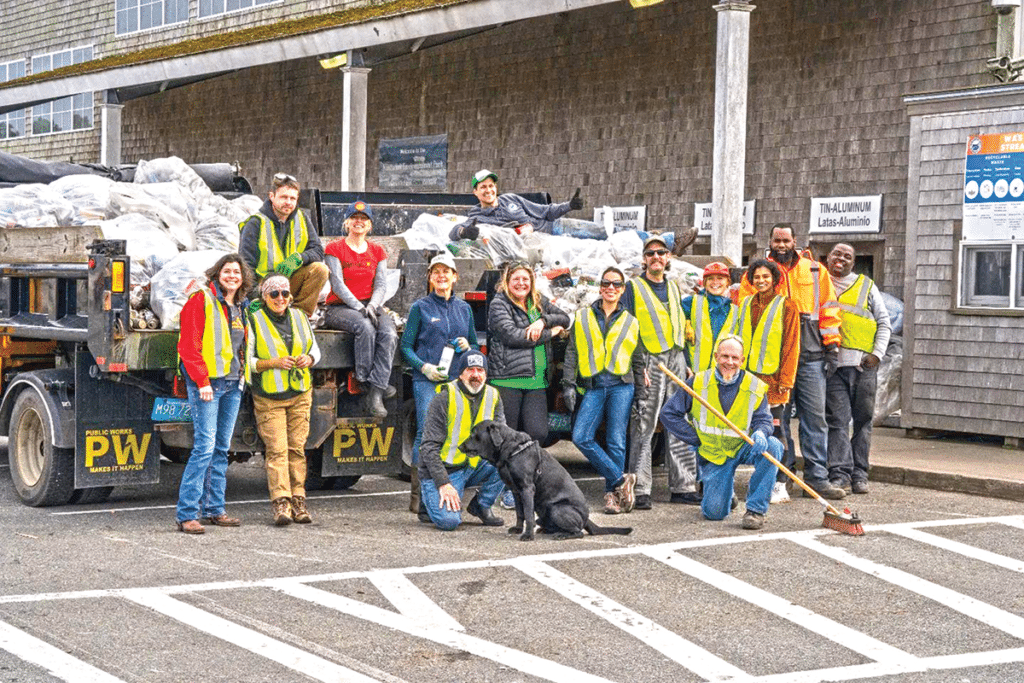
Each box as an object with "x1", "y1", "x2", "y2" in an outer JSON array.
[
  {"x1": 644, "y1": 248, "x2": 670, "y2": 257},
  {"x1": 599, "y1": 279, "x2": 625, "y2": 289},
  {"x1": 273, "y1": 173, "x2": 297, "y2": 183},
  {"x1": 267, "y1": 290, "x2": 291, "y2": 299}
]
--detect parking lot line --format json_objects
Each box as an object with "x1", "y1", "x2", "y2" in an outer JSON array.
[
  {"x1": 0, "y1": 619, "x2": 127, "y2": 683},
  {"x1": 885, "y1": 526, "x2": 1024, "y2": 574},
  {"x1": 367, "y1": 569, "x2": 465, "y2": 632}
]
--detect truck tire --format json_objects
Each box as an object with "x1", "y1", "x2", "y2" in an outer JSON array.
[
  {"x1": 334, "y1": 475, "x2": 361, "y2": 490},
  {"x1": 9, "y1": 389, "x2": 75, "y2": 507},
  {"x1": 304, "y1": 448, "x2": 338, "y2": 491},
  {"x1": 69, "y1": 487, "x2": 113, "y2": 505}
]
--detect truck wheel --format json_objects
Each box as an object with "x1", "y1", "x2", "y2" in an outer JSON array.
[
  {"x1": 70, "y1": 487, "x2": 113, "y2": 505},
  {"x1": 334, "y1": 475, "x2": 361, "y2": 490},
  {"x1": 398, "y1": 398, "x2": 415, "y2": 482},
  {"x1": 9, "y1": 390, "x2": 75, "y2": 507},
  {"x1": 304, "y1": 448, "x2": 338, "y2": 491}
]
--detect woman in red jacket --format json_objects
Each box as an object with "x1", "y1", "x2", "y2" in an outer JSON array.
[{"x1": 175, "y1": 253, "x2": 254, "y2": 534}]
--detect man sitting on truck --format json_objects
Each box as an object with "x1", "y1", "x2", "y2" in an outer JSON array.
[{"x1": 239, "y1": 173, "x2": 329, "y2": 318}]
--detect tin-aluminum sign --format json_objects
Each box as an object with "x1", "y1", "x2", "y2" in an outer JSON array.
[
  {"x1": 808, "y1": 195, "x2": 882, "y2": 234},
  {"x1": 963, "y1": 132, "x2": 1024, "y2": 241}
]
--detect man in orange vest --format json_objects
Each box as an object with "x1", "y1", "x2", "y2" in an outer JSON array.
[{"x1": 737, "y1": 224, "x2": 845, "y2": 500}]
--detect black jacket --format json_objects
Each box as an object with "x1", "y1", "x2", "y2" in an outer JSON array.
[{"x1": 486, "y1": 291, "x2": 570, "y2": 382}]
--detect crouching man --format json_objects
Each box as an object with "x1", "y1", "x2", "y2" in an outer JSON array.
[
  {"x1": 418, "y1": 350, "x2": 506, "y2": 531},
  {"x1": 659, "y1": 335, "x2": 783, "y2": 530}
]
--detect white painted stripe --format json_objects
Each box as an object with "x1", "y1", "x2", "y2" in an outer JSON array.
[
  {"x1": 886, "y1": 526, "x2": 1024, "y2": 574},
  {"x1": 791, "y1": 536, "x2": 1024, "y2": 639},
  {"x1": 998, "y1": 517, "x2": 1024, "y2": 531},
  {"x1": 512, "y1": 558, "x2": 749, "y2": 681},
  {"x1": 741, "y1": 648, "x2": 1024, "y2": 682},
  {"x1": 274, "y1": 581, "x2": 617, "y2": 683},
  {"x1": 121, "y1": 589, "x2": 381, "y2": 683},
  {"x1": 642, "y1": 547, "x2": 918, "y2": 666},
  {"x1": 367, "y1": 570, "x2": 464, "y2": 632},
  {"x1": 0, "y1": 619, "x2": 126, "y2": 683}
]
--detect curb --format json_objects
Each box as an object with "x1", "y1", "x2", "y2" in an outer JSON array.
[{"x1": 870, "y1": 465, "x2": 1024, "y2": 503}]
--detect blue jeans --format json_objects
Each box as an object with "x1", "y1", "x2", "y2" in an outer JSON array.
[
  {"x1": 176, "y1": 376, "x2": 242, "y2": 523},
  {"x1": 698, "y1": 437, "x2": 782, "y2": 520},
  {"x1": 790, "y1": 359, "x2": 829, "y2": 484},
  {"x1": 572, "y1": 383, "x2": 633, "y2": 492},
  {"x1": 411, "y1": 380, "x2": 441, "y2": 466},
  {"x1": 419, "y1": 462, "x2": 505, "y2": 531}
]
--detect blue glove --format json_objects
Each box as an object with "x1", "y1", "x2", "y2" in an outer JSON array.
[{"x1": 751, "y1": 431, "x2": 768, "y2": 456}]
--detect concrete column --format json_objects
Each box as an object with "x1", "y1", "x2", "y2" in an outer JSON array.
[
  {"x1": 340, "y1": 66, "x2": 371, "y2": 192},
  {"x1": 99, "y1": 95, "x2": 124, "y2": 167},
  {"x1": 711, "y1": 1, "x2": 755, "y2": 264}
]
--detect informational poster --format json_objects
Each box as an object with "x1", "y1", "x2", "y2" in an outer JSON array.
[
  {"x1": 808, "y1": 195, "x2": 882, "y2": 234},
  {"x1": 378, "y1": 134, "x2": 447, "y2": 190},
  {"x1": 694, "y1": 200, "x2": 756, "y2": 236},
  {"x1": 592, "y1": 205, "x2": 646, "y2": 231},
  {"x1": 963, "y1": 132, "x2": 1024, "y2": 241}
]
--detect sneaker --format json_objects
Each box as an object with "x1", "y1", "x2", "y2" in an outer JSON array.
[
  {"x1": 830, "y1": 479, "x2": 853, "y2": 496},
  {"x1": 634, "y1": 494, "x2": 653, "y2": 510},
  {"x1": 803, "y1": 481, "x2": 847, "y2": 500},
  {"x1": 770, "y1": 482, "x2": 791, "y2": 504},
  {"x1": 615, "y1": 473, "x2": 637, "y2": 512},
  {"x1": 290, "y1": 496, "x2": 312, "y2": 524},
  {"x1": 272, "y1": 497, "x2": 293, "y2": 526},
  {"x1": 603, "y1": 491, "x2": 622, "y2": 515},
  {"x1": 741, "y1": 510, "x2": 765, "y2": 530},
  {"x1": 499, "y1": 488, "x2": 516, "y2": 510},
  {"x1": 669, "y1": 491, "x2": 703, "y2": 505},
  {"x1": 852, "y1": 480, "x2": 870, "y2": 494}
]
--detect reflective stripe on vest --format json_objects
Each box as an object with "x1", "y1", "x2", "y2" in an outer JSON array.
[
  {"x1": 836, "y1": 275, "x2": 877, "y2": 353},
  {"x1": 243, "y1": 211, "x2": 310, "y2": 278},
  {"x1": 689, "y1": 295, "x2": 738, "y2": 372},
  {"x1": 439, "y1": 383, "x2": 499, "y2": 468},
  {"x1": 200, "y1": 289, "x2": 235, "y2": 379},
  {"x1": 737, "y1": 295, "x2": 786, "y2": 375},
  {"x1": 573, "y1": 308, "x2": 640, "y2": 378},
  {"x1": 631, "y1": 278, "x2": 685, "y2": 353},
  {"x1": 689, "y1": 370, "x2": 767, "y2": 465},
  {"x1": 246, "y1": 308, "x2": 313, "y2": 394}
]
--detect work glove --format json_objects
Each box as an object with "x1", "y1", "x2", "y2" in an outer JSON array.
[
  {"x1": 453, "y1": 337, "x2": 471, "y2": 352},
  {"x1": 568, "y1": 187, "x2": 584, "y2": 211},
  {"x1": 275, "y1": 253, "x2": 303, "y2": 277},
  {"x1": 458, "y1": 219, "x2": 480, "y2": 241},
  {"x1": 562, "y1": 385, "x2": 577, "y2": 413},
  {"x1": 247, "y1": 300, "x2": 262, "y2": 316},
  {"x1": 861, "y1": 353, "x2": 881, "y2": 370},
  {"x1": 363, "y1": 304, "x2": 379, "y2": 328},
  {"x1": 421, "y1": 363, "x2": 448, "y2": 382},
  {"x1": 824, "y1": 343, "x2": 839, "y2": 379},
  {"x1": 751, "y1": 431, "x2": 768, "y2": 456}
]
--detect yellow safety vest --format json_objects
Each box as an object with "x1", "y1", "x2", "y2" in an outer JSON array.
[
  {"x1": 630, "y1": 278, "x2": 686, "y2": 353},
  {"x1": 243, "y1": 210, "x2": 310, "y2": 278},
  {"x1": 836, "y1": 275, "x2": 878, "y2": 354},
  {"x1": 199, "y1": 289, "x2": 236, "y2": 379},
  {"x1": 245, "y1": 307, "x2": 314, "y2": 394},
  {"x1": 737, "y1": 295, "x2": 786, "y2": 375},
  {"x1": 439, "y1": 382, "x2": 500, "y2": 468},
  {"x1": 688, "y1": 294, "x2": 738, "y2": 373},
  {"x1": 573, "y1": 307, "x2": 640, "y2": 378},
  {"x1": 689, "y1": 370, "x2": 767, "y2": 465}
]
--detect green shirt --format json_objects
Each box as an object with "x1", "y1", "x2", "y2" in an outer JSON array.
[{"x1": 491, "y1": 302, "x2": 547, "y2": 390}]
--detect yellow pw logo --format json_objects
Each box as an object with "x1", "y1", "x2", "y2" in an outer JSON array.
[
  {"x1": 332, "y1": 425, "x2": 394, "y2": 460},
  {"x1": 85, "y1": 432, "x2": 152, "y2": 468}
]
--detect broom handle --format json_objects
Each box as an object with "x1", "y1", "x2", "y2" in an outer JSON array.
[{"x1": 657, "y1": 363, "x2": 843, "y2": 517}]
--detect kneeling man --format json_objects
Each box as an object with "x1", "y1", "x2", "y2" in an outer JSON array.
[
  {"x1": 418, "y1": 350, "x2": 506, "y2": 531},
  {"x1": 659, "y1": 335, "x2": 782, "y2": 530}
]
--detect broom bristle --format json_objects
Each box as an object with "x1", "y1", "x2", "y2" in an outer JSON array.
[{"x1": 822, "y1": 510, "x2": 865, "y2": 536}]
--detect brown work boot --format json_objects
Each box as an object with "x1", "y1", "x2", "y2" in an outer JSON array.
[
  {"x1": 410, "y1": 469, "x2": 421, "y2": 513},
  {"x1": 272, "y1": 497, "x2": 293, "y2": 526},
  {"x1": 291, "y1": 496, "x2": 312, "y2": 524},
  {"x1": 615, "y1": 473, "x2": 636, "y2": 513},
  {"x1": 177, "y1": 519, "x2": 205, "y2": 535},
  {"x1": 603, "y1": 491, "x2": 622, "y2": 515}
]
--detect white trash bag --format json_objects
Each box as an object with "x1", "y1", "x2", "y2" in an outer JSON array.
[
  {"x1": 49, "y1": 175, "x2": 115, "y2": 225},
  {"x1": 0, "y1": 184, "x2": 75, "y2": 227},
  {"x1": 109, "y1": 182, "x2": 197, "y2": 251},
  {"x1": 98, "y1": 213, "x2": 181, "y2": 286},
  {"x1": 401, "y1": 212, "x2": 464, "y2": 251},
  {"x1": 149, "y1": 251, "x2": 227, "y2": 330},
  {"x1": 134, "y1": 156, "x2": 213, "y2": 204}
]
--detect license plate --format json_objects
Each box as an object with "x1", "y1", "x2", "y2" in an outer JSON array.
[{"x1": 152, "y1": 397, "x2": 192, "y2": 422}]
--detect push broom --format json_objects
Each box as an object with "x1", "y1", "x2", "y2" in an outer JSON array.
[{"x1": 658, "y1": 363, "x2": 865, "y2": 536}]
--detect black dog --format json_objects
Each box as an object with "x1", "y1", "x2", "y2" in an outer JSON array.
[{"x1": 460, "y1": 420, "x2": 632, "y2": 541}]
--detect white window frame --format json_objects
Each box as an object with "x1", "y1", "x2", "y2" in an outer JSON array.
[
  {"x1": 29, "y1": 46, "x2": 94, "y2": 137},
  {"x1": 958, "y1": 240, "x2": 1022, "y2": 310},
  {"x1": 198, "y1": 0, "x2": 280, "y2": 20},
  {"x1": 116, "y1": 0, "x2": 189, "y2": 35},
  {"x1": 0, "y1": 60, "x2": 27, "y2": 140}
]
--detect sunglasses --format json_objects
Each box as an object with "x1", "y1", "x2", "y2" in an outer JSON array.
[
  {"x1": 267, "y1": 290, "x2": 291, "y2": 299},
  {"x1": 273, "y1": 172, "x2": 297, "y2": 183},
  {"x1": 599, "y1": 279, "x2": 625, "y2": 289},
  {"x1": 644, "y1": 248, "x2": 670, "y2": 257}
]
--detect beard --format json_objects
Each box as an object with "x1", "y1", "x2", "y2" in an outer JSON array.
[
  {"x1": 462, "y1": 378, "x2": 485, "y2": 395},
  {"x1": 770, "y1": 248, "x2": 797, "y2": 266}
]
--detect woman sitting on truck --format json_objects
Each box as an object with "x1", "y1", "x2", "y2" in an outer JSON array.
[
  {"x1": 175, "y1": 253, "x2": 253, "y2": 535},
  {"x1": 400, "y1": 252, "x2": 478, "y2": 517},
  {"x1": 486, "y1": 262, "x2": 569, "y2": 508},
  {"x1": 323, "y1": 200, "x2": 399, "y2": 420},
  {"x1": 246, "y1": 274, "x2": 321, "y2": 526}
]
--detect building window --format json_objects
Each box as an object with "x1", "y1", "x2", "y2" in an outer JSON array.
[
  {"x1": 116, "y1": 0, "x2": 188, "y2": 34},
  {"x1": 0, "y1": 60, "x2": 26, "y2": 139},
  {"x1": 30, "y1": 47, "x2": 94, "y2": 135},
  {"x1": 959, "y1": 242, "x2": 1021, "y2": 309},
  {"x1": 199, "y1": 0, "x2": 279, "y2": 19}
]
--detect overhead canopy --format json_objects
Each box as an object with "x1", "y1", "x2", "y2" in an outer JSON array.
[{"x1": 0, "y1": 0, "x2": 621, "y2": 115}]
